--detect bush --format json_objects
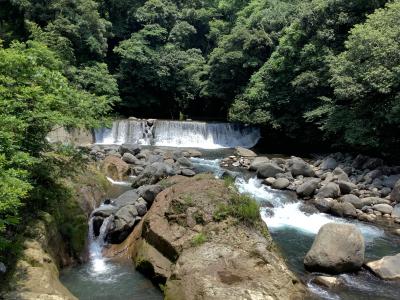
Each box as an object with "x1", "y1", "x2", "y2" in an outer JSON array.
[{"x1": 213, "y1": 193, "x2": 260, "y2": 226}]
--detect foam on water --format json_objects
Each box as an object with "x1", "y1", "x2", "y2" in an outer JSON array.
[
  {"x1": 106, "y1": 177, "x2": 132, "y2": 186},
  {"x1": 95, "y1": 119, "x2": 261, "y2": 149},
  {"x1": 235, "y1": 176, "x2": 384, "y2": 243}
]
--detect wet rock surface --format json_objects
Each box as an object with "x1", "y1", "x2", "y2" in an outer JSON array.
[
  {"x1": 304, "y1": 223, "x2": 365, "y2": 274},
  {"x1": 104, "y1": 175, "x2": 307, "y2": 299}
]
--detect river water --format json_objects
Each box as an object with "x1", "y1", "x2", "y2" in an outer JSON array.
[
  {"x1": 60, "y1": 180, "x2": 163, "y2": 300},
  {"x1": 191, "y1": 156, "x2": 400, "y2": 300},
  {"x1": 60, "y1": 141, "x2": 400, "y2": 299}
]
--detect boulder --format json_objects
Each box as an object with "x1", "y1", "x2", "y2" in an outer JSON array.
[
  {"x1": 92, "y1": 205, "x2": 118, "y2": 218},
  {"x1": 249, "y1": 156, "x2": 270, "y2": 171},
  {"x1": 362, "y1": 158, "x2": 383, "y2": 170},
  {"x1": 186, "y1": 149, "x2": 202, "y2": 157},
  {"x1": 272, "y1": 178, "x2": 290, "y2": 190},
  {"x1": 137, "y1": 185, "x2": 163, "y2": 204},
  {"x1": 107, "y1": 205, "x2": 139, "y2": 243},
  {"x1": 148, "y1": 154, "x2": 163, "y2": 164},
  {"x1": 132, "y1": 175, "x2": 307, "y2": 298},
  {"x1": 132, "y1": 162, "x2": 175, "y2": 188},
  {"x1": 181, "y1": 168, "x2": 196, "y2": 177},
  {"x1": 304, "y1": 223, "x2": 365, "y2": 273},
  {"x1": 391, "y1": 179, "x2": 400, "y2": 203},
  {"x1": 392, "y1": 204, "x2": 400, "y2": 219},
  {"x1": 121, "y1": 152, "x2": 142, "y2": 165},
  {"x1": 114, "y1": 190, "x2": 140, "y2": 207},
  {"x1": 313, "y1": 198, "x2": 333, "y2": 213},
  {"x1": 256, "y1": 162, "x2": 284, "y2": 178},
  {"x1": 101, "y1": 156, "x2": 130, "y2": 181},
  {"x1": 330, "y1": 201, "x2": 357, "y2": 218},
  {"x1": 360, "y1": 197, "x2": 391, "y2": 207},
  {"x1": 177, "y1": 157, "x2": 193, "y2": 168},
  {"x1": 383, "y1": 175, "x2": 400, "y2": 188},
  {"x1": 320, "y1": 158, "x2": 338, "y2": 170},
  {"x1": 313, "y1": 276, "x2": 341, "y2": 288},
  {"x1": 119, "y1": 143, "x2": 141, "y2": 156},
  {"x1": 373, "y1": 204, "x2": 393, "y2": 215},
  {"x1": 337, "y1": 180, "x2": 356, "y2": 195},
  {"x1": 352, "y1": 154, "x2": 368, "y2": 169},
  {"x1": 290, "y1": 157, "x2": 315, "y2": 177},
  {"x1": 316, "y1": 182, "x2": 340, "y2": 199},
  {"x1": 332, "y1": 167, "x2": 349, "y2": 182},
  {"x1": 296, "y1": 179, "x2": 320, "y2": 197},
  {"x1": 366, "y1": 254, "x2": 400, "y2": 280},
  {"x1": 115, "y1": 205, "x2": 138, "y2": 223},
  {"x1": 340, "y1": 194, "x2": 363, "y2": 209},
  {"x1": 234, "y1": 147, "x2": 257, "y2": 157},
  {"x1": 135, "y1": 198, "x2": 148, "y2": 216}
]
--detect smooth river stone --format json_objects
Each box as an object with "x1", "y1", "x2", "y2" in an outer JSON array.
[{"x1": 366, "y1": 253, "x2": 400, "y2": 280}]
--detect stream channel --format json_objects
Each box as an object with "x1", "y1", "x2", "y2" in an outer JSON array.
[{"x1": 60, "y1": 146, "x2": 400, "y2": 300}]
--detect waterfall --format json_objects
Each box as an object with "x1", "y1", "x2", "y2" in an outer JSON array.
[
  {"x1": 88, "y1": 215, "x2": 114, "y2": 274},
  {"x1": 94, "y1": 119, "x2": 261, "y2": 149}
]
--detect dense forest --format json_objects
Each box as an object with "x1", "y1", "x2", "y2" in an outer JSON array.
[{"x1": 0, "y1": 0, "x2": 399, "y2": 262}]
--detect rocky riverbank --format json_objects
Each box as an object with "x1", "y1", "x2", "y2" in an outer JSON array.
[
  {"x1": 103, "y1": 174, "x2": 307, "y2": 299},
  {"x1": 1, "y1": 165, "x2": 110, "y2": 300},
  {"x1": 223, "y1": 149, "x2": 400, "y2": 231}
]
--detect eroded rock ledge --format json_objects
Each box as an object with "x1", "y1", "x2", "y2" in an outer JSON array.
[{"x1": 105, "y1": 174, "x2": 307, "y2": 300}]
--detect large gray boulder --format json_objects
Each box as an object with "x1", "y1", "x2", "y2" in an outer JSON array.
[
  {"x1": 122, "y1": 152, "x2": 143, "y2": 165},
  {"x1": 316, "y1": 182, "x2": 340, "y2": 199},
  {"x1": 235, "y1": 147, "x2": 257, "y2": 157},
  {"x1": 391, "y1": 179, "x2": 400, "y2": 203},
  {"x1": 257, "y1": 162, "x2": 284, "y2": 178},
  {"x1": 373, "y1": 203, "x2": 393, "y2": 215},
  {"x1": 114, "y1": 190, "x2": 140, "y2": 207},
  {"x1": 119, "y1": 143, "x2": 141, "y2": 156},
  {"x1": 320, "y1": 157, "x2": 338, "y2": 170},
  {"x1": 272, "y1": 178, "x2": 290, "y2": 190},
  {"x1": 135, "y1": 197, "x2": 148, "y2": 216},
  {"x1": 137, "y1": 184, "x2": 163, "y2": 204},
  {"x1": 107, "y1": 205, "x2": 139, "y2": 243},
  {"x1": 290, "y1": 157, "x2": 315, "y2": 177},
  {"x1": 366, "y1": 253, "x2": 400, "y2": 280},
  {"x1": 313, "y1": 198, "x2": 333, "y2": 213},
  {"x1": 340, "y1": 194, "x2": 363, "y2": 209},
  {"x1": 392, "y1": 204, "x2": 400, "y2": 219},
  {"x1": 304, "y1": 223, "x2": 365, "y2": 273},
  {"x1": 330, "y1": 201, "x2": 357, "y2": 218},
  {"x1": 382, "y1": 175, "x2": 400, "y2": 188},
  {"x1": 249, "y1": 156, "x2": 270, "y2": 171},
  {"x1": 296, "y1": 179, "x2": 320, "y2": 197},
  {"x1": 362, "y1": 158, "x2": 383, "y2": 170},
  {"x1": 360, "y1": 197, "x2": 391, "y2": 207},
  {"x1": 332, "y1": 167, "x2": 349, "y2": 182},
  {"x1": 177, "y1": 157, "x2": 193, "y2": 168},
  {"x1": 132, "y1": 162, "x2": 175, "y2": 188},
  {"x1": 181, "y1": 168, "x2": 196, "y2": 177},
  {"x1": 337, "y1": 180, "x2": 356, "y2": 195}
]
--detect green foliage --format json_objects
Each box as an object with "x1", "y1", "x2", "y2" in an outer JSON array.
[
  {"x1": 0, "y1": 40, "x2": 115, "y2": 256},
  {"x1": 230, "y1": 0, "x2": 387, "y2": 142},
  {"x1": 214, "y1": 193, "x2": 260, "y2": 226},
  {"x1": 309, "y1": 0, "x2": 400, "y2": 152},
  {"x1": 223, "y1": 175, "x2": 235, "y2": 187},
  {"x1": 191, "y1": 232, "x2": 207, "y2": 246}
]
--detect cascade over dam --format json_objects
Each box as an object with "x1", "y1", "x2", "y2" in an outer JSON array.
[{"x1": 94, "y1": 119, "x2": 261, "y2": 149}]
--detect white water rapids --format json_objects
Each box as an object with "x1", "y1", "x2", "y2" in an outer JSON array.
[{"x1": 94, "y1": 119, "x2": 261, "y2": 149}]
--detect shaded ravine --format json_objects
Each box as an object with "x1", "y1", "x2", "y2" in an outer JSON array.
[
  {"x1": 60, "y1": 180, "x2": 162, "y2": 300},
  {"x1": 191, "y1": 157, "x2": 400, "y2": 300}
]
